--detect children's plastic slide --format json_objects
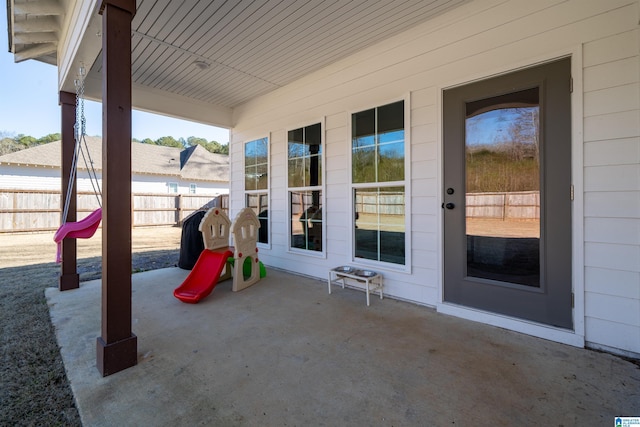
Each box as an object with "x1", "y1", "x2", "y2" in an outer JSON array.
[{"x1": 173, "y1": 249, "x2": 234, "y2": 304}]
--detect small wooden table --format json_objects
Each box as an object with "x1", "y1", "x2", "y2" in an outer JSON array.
[{"x1": 327, "y1": 266, "x2": 383, "y2": 306}]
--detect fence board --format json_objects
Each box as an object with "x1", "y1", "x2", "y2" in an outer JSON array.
[{"x1": 0, "y1": 189, "x2": 228, "y2": 233}]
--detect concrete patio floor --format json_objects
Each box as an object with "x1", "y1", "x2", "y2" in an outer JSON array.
[{"x1": 46, "y1": 267, "x2": 639, "y2": 426}]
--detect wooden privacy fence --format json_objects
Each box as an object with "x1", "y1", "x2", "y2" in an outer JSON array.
[{"x1": 0, "y1": 189, "x2": 228, "y2": 233}]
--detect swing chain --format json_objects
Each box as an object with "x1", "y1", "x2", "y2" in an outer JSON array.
[
  {"x1": 61, "y1": 66, "x2": 102, "y2": 224},
  {"x1": 74, "y1": 66, "x2": 86, "y2": 142}
]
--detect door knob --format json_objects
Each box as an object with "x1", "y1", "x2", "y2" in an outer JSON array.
[{"x1": 445, "y1": 203, "x2": 455, "y2": 210}]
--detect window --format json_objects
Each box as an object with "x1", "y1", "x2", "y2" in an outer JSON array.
[
  {"x1": 189, "y1": 183, "x2": 197, "y2": 194},
  {"x1": 288, "y1": 123, "x2": 323, "y2": 252},
  {"x1": 168, "y1": 182, "x2": 178, "y2": 193},
  {"x1": 244, "y1": 137, "x2": 269, "y2": 244},
  {"x1": 352, "y1": 101, "x2": 406, "y2": 265}
]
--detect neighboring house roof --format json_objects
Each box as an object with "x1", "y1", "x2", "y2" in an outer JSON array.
[
  {"x1": 0, "y1": 136, "x2": 229, "y2": 183},
  {"x1": 179, "y1": 145, "x2": 229, "y2": 182}
]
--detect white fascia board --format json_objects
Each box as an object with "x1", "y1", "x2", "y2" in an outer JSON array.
[
  {"x1": 58, "y1": 0, "x2": 102, "y2": 93},
  {"x1": 131, "y1": 82, "x2": 234, "y2": 130},
  {"x1": 81, "y1": 74, "x2": 234, "y2": 129}
]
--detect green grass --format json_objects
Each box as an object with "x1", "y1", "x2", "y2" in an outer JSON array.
[{"x1": 0, "y1": 250, "x2": 179, "y2": 426}]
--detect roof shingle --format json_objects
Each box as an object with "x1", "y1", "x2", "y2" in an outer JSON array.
[{"x1": 0, "y1": 136, "x2": 228, "y2": 182}]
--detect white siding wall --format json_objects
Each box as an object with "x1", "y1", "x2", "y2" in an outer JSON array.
[
  {"x1": 230, "y1": 0, "x2": 640, "y2": 354},
  {"x1": 0, "y1": 165, "x2": 228, "y2": 195},
  {"x1": 582, "y1": 27, "x2": 640, "y2": 355}
]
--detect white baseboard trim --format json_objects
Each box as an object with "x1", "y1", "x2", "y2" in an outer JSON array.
[{"x1": 437, "y1": 302, "x2": 585, "y2": 347}]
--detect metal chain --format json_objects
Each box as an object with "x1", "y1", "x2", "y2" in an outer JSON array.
[{"x1": 61, "y1": 66, "x2": 102, "y2": 223}]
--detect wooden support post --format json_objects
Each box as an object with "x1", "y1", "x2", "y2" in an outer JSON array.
[
  {"x1": 59, "y1": 91, "x2": 79, "y2": 291},
  {"x1": 96, "y1": 0, "x2": 137, "y2": 377}
]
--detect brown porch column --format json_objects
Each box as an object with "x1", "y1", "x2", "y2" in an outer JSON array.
[
  {"x1": 59, "y1": 91, "x2": 79, "y2": 291},
  {"x1": 96, "y1": 0, "x2": 137, "y2": 377}
]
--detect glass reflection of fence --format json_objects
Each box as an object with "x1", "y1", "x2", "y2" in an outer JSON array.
[
  {"x1": 466, "y1": 191, "x2": 539, "y2": 220},
  {"x1": 354, "y1": 191, "x2": 405, "y2": 215},
  {"x1": 354, "y1": 191, "x2": 405, "y2": 233}
]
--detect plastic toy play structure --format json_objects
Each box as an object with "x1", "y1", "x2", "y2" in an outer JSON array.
[{"x1": 173, "y1": 207, "x2": 265, "y2": 303}]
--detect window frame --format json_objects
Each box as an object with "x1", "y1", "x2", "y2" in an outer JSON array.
[
  {"x1": 167, "y1": 182, "x2": 178, "y2": 193},
  {"x1": 189, "y1": 183, "x2": 197, "y2": 194},
  {"x1": 243, "y1": 136, "x2": 270, "y2": 248},
  {"x1": 286, "y1": 119, "x2": 326, "y2": 257},
  {"x1": 349, "y1": 97, "x2": 411, "y2": 272}
]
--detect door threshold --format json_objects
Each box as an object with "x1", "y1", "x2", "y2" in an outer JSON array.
[{"x1": 437, "y1": 302, "x2": 584, "y2": 347}]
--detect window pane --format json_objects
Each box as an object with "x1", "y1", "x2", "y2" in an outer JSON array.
[
  {"x1": 256, "y1": 163, "x2": 268, "y2": 190},
  {"x1": 378, "y1": 140, "x2": 404, "y2": 182},
  {"x1": 378, "y1": 101, "x2": 404, "y2": 133},
  {"x1": 246, "y1": 192, "x2": 269, "y2": 244},
  {"x1": 306, "y1": 123, "x2": 321, "y2": 146},
  {"x1": 245, "y1": 166, "x2": 256, "y2": 190},
  {"x1": 288, "y1": 128, "x2": 306, "y2": 158},
  {"x1": 288, "y1": 158, "x2": 304, "y2": 187},
  {"x1": 245, "y1": 142, "x2": 257, "y2": 166},
  {"x1": 379, "y1": 129, "x2": 404, "y2": 144},
  {"x1": 290, "y1": 190, "x2": 322, "y2": 251},
  {"x1": 352, "y1": 108, "x2": 375, "y2": 139},
  {"x1": 313, "y1": 154, "x2": 322, "y2": 187},
  {"x1": 352, "y1": 146, "x2": 376, "y2": 183},
  {"x1": 255, "y1": 138, "x2": 268, "y2": 162},
  {"x1": 352, "y1": 135, "x2": 375, "y2": 150},
  {"x1": 354, "y1": 186, "x2": 405, "y2": 265}
]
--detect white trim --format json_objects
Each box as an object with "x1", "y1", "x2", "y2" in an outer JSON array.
[
  {"x1": 569, "y1": 45, "x2": 586, "y2": 344},
  {"x1": 438, "y1": 303, "x2": 585, "y2": 348}
]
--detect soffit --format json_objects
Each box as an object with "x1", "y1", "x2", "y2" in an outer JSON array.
[
  {"x1": 9, "y1": 0, "x2": 470, "y2": 110},
  {"x1": 94, "y1": 0, "x2": 469, "y2": 109}
]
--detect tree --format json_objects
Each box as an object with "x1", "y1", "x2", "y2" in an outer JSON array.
[
  {"x1": 37, "y1": 133, "x2": 62, "y2": 144},
  {"x1": 16, "y1": 134, "x2": 37, "y2": 147},
  {"x1": 186, "y1": 136, "x2": 229, "y2": 155},
  {"x1": 154, "y1": 136, "x2": 183, "y2": 148},
  {"x1": 0, "y1": 138, "x2": 21, "y2": 155}
]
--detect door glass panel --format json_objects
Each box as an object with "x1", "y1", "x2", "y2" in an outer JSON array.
[{"x1": 465, "y1": 88, "x2": 540, "y2": 287}]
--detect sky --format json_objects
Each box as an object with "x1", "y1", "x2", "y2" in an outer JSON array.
[{"x1": 0, "y1": 6, "x2": 229, "y2": 144}]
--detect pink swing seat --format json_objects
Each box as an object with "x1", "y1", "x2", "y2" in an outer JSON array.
[{"x1": 54, "y1": 208, "x2": 102, "y2": 263}]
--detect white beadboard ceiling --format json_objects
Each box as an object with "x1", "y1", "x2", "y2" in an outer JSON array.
[{"x1": 10, "y1": 0, "x2": 470, "y2": 110}]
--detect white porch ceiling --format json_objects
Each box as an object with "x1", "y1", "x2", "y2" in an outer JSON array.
[{"x1": 9, "y1": 0, "x2": 470, "y2": 119}]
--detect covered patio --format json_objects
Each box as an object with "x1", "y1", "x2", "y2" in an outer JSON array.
[
  {"x1": 8, "y1": 0, "x2": 640, "y2": 397},
  {"x1": 46, "y1": 267, "x2": 639, "y2": 425}
]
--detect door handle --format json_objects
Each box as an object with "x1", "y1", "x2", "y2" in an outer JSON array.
[{"x1": 445, "y1": 203, "x2": 455, "y2": 210}]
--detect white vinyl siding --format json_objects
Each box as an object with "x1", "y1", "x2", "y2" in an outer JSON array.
[{"x1": 230, "y1": 0, "x2": 640, "y2": 355}]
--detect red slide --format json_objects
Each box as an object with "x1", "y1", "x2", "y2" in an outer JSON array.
[{"x1": 173, "y1": 249, "x2": 233, "y2": 304}]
